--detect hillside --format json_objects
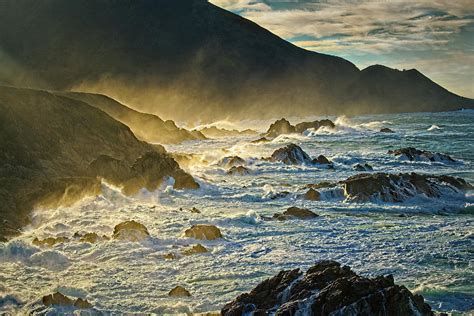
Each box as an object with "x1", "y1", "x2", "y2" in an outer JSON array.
[
  {"x1": 0, "y1": 85, "x2": 198, "y2": 241},
  {"x1": 0, "y1": 0, "x2": 471, "y2": 122}
]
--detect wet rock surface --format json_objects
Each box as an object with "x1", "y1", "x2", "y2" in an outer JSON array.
[
  {"x1": 184, "y1": 224, "x2": 222, "y2": 240},
  {"x1": 32, "y1": 237, "x2": 68, "y2": 247},
  {"x1": 169, "y1": 286, "x2": 191, "y2": 297},
  {"x1": 313, "y1": 154, "x2": 332, "y2": 165},
  {"x1": 112, "y1": 220, "x2": 150, "y2": 242},
  {"x1": 303, "y1": 188, "x2": 321, "y2": 201},
  {"x1": 353, "y1": 163, "x2": 374, "y2": 171},
  {"x1": 221, "y1": 260, "x2": 433, "y2": 316},
  {"x1": 218, "y1": 156, "x2": 246, "y2": 168},
  {"x1": 274, "y1": 206, "x2": 319, "y2": 220},
  {"x1": 380, "y1": 127, "x2": 395, "y2": 133},
  {"x1": 42, "y1": 292, "x2": 93, "y2": 309},
  {"x1": 264, "y1": 118, "x2": 335, "y2": 138},
  {"x1": 342, "y1": 172, "x2": 472, "y2": 203},
  {"x1": 182, "y1": 244, "x2": 208, "y2": 255},
  {"x1": 388, "y1": 147, "x2": 456, "y2": 163},
  {"x1": 227, "y1": 166, "x2": 251, "y2": 175},
  {"x1": 270, "y1": 144, "x2": 312, "y2": 165}
]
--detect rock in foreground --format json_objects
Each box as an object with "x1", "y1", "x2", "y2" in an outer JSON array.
[{"x1": 221, "y1": 260, "x2": 433, "y2": 315}]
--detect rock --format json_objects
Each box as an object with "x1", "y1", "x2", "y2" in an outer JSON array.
[
  {"x1": 74, "y1": 232, "x2": 109, "y2": 243},
  {"x1": 343, "y1": 172, "x2": 473, "y2": 203},
  {"x1": 270, "y1": 144, "x2": 312, "y2": 165},
  {"x1": 221, "y1": 260, "x2": 433, "y2": 316},
  {"x1": 380, "y1": 127, "x2": 395, "y2": 133},
  {"x1": 264, "y1": 118, "x2": 296, "y2": 138},
  {"x1": 388, "y1": 147, "x2": 456, "y2": 163},
  {"x1": 32, "y1": 236, "x2": 68, "y2": 247},
  {"x1": 227, "y1": 166, "x2": 251, "y2": 175},
  {"x1": 198, "y1": 126, "x2": 257, "y2": 138},
  {"x1": 305, "y1": 182, "x2": 337, "y2": 189},
  {"x1": 268, "y1": 191, "x2": 290, "y2": 200},
  {"x1": 112, "y1": 220, "x2": 150, "y2": 241},
  {"x1": 218, "y1": 156, "x2": 245, "y2": 168},
  {"x1": 294, "y1": 119, "x2": 335, "y2": 133},
  {"x1": 353, "y1": 163, "x2": 373, "y2": 171},
  {"x1": 274, "y1": 206, "x2": 318, "y2": 220},
  {"x1": 251, "y1": 137, "x2": 270, "y2": 144},
  {"x1": 313, "y1": 154, "x2": 331, "y2": 165},
  {"x1": 182, "y1": 244, "x2": 208, "y2": 255},
  {"x1": 168, "y1": 286, "x2": 191, "y2": 297},
  {"x1": 184, "y1": 224, "x2": 222, "y2": 240},
  {"x1": 163, "y1": 252, "x2": 177, "y2": 260},
  {"x1": 189, "y1": 207, "x2": 201, "y2": 214},
  {"x1": 42, "y1": 292, "x2": 93, "y2": 309},
  {"x1": 304, "y1": 188, "x2": 321, "y2": 201}
]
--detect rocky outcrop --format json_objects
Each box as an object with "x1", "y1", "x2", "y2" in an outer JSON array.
[
  {"x1": 353, "y1": 163, "x2": 373, "y2": 171},
  {"x1": 273, "y1": 207, "x2": 319, "y2": 220},
  {"x1": 182, "y1": 244, "x2": 208, "y2": 255},
  {"x1": 313, "y1": 155, "x2": 332, "y2": 165},
  {"x1": 342, "y1": 172, "x2": 472, "y2": 203},
  {"x1": 32, "y1": 237, "x2": 68, "y2": 247},
  {"x1": 184, "y1": 224, "x2": 222, "y2": 240},
  {"x1": 73, "y1": 232, "x2": 109, "y2": 243},
  {"x1": 251, "y1": 137, "x2": 270, "y2": 144},
  {"x1": 303, "y1": 188, "x2": 321, "y2": 201},
  {"x1": 42, "y1": 292, "x2": 93, "y2": 309},
  {"x1": 264, "y1": 118, "x2": 335, "y2": 138},
  {"x1": 227, "y1": 166, "x2": 251, "y2": 176},
  {"x1": 168, "y1": 286, "x2": 191, "y2": 297},
  {"x1": 218, "y1": 156, "x2": 245, "y2": 168},
  {"x1": 197, "y1": 127, "x2": 257, "y2": 138},
  {"x1": 388, "y1": 147, "x2": 456, "y2": 163},
  {"x1": 270, "y1": 144, "x2": 312, "y2": 165},
  {"x1": 380, "y1": 127, "x2": 395, "y2": 133},
  {"x1": 221, "y1": 260, "x2": 433, "y2": 315},
  {"x1": 112, "y1": 220, "x2": 150, "y2": 242}
]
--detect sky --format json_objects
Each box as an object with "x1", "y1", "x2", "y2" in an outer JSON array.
[{"x1": 209, "y1": 0, "x2": 474, "y2": 98}]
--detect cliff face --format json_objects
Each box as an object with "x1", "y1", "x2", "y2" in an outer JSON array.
[
  {"x1": 1, "y1": 0, "x2": 470, "y2": 123},
  {"x1": 0, "y1": 86, "x2": 198, "y2": 241}
]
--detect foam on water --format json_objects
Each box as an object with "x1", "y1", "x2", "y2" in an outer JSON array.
[{"x1": 1, "y1": 111, "x2": 473, "y2": 314}]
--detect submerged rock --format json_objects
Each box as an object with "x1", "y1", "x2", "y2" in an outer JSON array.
[
  {"x1": 388, "y1": 147, "x2": 456, "y2": 163},
  {"x1": 73, "y1": 232, "x2": 109, "y2": 243},
  {"x1": 343, "y1": 172, "x2": 472, "y2": 203},
  {"x1": 218, "y1": 156, "x2": 245, "y2": 168},
  {"x1": 32, "y1": 236, "x2": 68, "y2": 247},
  {"x1": 182, "y1": 244, "x2": 208, "y2": 255},
  {"x1": 184, "y1": 224, "x2": 222, "y2": 240},
  {"x1": 169, "y1": 286, "x2": 191, "y2": 297},
  {"x1": 251, "y1": 137, "x2": 270, "y2": 144},
  {"x1": 312, "y1": 154, "x2": 331, "y2": 165},
  {"x1": 163, "y1": 252, "x2": 177, "y2": 260},
  {"x1": 380, "y1": 127, "x2": 395, "y2": 133},
  {"x1": 227, "y1": 166, "x2": 251, "y2": 176},
  {"x1": 274, "y1": 206, "x2": 318, "y2": 220},
  {"x1": 303, "y1": 188, "x2": 321, "y2": 201},
  {"x1": 353, "y1": 163, "x2": 373, "y2": 171},
  {"x1": 42, "y1": 292, "x2": 93, "y2": 309},
  {"x1": 306, "y1": 182, "x2": 337, "y2": 190},
  {"x1": 112, "y1": 220, "x2": 150, "y2": 241},
  {"x1": 270, "y1": 144, "x2": 312, "y2": 165},
  {"x1": 221, "y1": 260, "x2": 433, "y2": 315}
]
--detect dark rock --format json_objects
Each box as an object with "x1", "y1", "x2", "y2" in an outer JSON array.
[
  {"x1": 269, "y1": 191, "x2": 290, "y2": 200},
  {"x1": 295, "y1": 119, "x2": 335, "y2": 133},
  {"x1": 251, "y1": 137, "x2": 271, "y2": 144},
  {"x1": 305, "y1": 182, "x2": 337, "y2": 190},
  {"x1": 313, "y1": 154, "x2": 331, "y2": 165},
  {"x1": 388, "y1": 147, "x2": 456, "y2": 163},
  {"x1": 343, "y1": 172, "x2": 472, "y2": 202},
  {"x1": 221, "y1": 260, "x2": 433, "y2": 316},
  {"x1": 353, "y1": 163, "x2": 373, "y2": 171},
  {"x1": 270, "y1": 144, "x2": 312, "y2": 165},
  {"x1": 169, "y1": 286, "x2": 191, "y2": 297},
  {"x1": 227, "y1": 166, "x2": 251, "y2": 176},
  {"x1": 163, "y1": 252, "x2": 177, "y2": 260},
  {"x1": 304, "y1": 188, "x2": 321, "y2": 201},
  {"x1": 274, "y1": 207, "x2": 318, "y2": 220},
  {"x1": 218, "y1": 156, "x2": 246, "y2": 168},
  {"x1": 42, "y1": 292, "x2": 93, "y2": 309},
  {"x1": 184, "y1": 224, "x2": 222, "y2": 240},
  {"x1": 112, "y1": 220, "x2": 150, "y2": 241},
  {"x1": 32, "y1": 236, "x2": 68, "y2": 247},
  {"x1": 74, "y1": 232, "x2": 109, "y2": 243},
  {"x1": 264, "y1": 118, "x2": 296, "y2": 138},
  {"x1": 380, "y1": 127, "x2": 395, "y2": 133},
  {"x1": 198, "y1": 127, "x2": 257, "y2": 138},
  {"x1": 182, "y1": 244, "x2": 208, "y2": 255}
]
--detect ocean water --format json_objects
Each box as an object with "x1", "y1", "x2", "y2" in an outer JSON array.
[{"x1": 1, "y1": 111, "x2": 473, "y2": 314}]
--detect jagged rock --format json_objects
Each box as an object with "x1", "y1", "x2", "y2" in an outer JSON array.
[
  {"x1": 42, "y1": 292, "x2": 93, "y2": 309},
  {"x1": 227, "y1": 166, "x2": 251, "y2": 176},
  {"x1": 198, "y1": 126, "x2": 257, "y2": 138},
  {"x1": 304, "y1": 188, "x2": 321, "y2": 201},
  {"x1": 274, "y1": 207, "x2": 318, "y2": 220},
  {"x1": 264, "y1": 118, "x2": 296, "y2": 138},
  {"x1": 182, "y1": 244, "x2": 208, "y2": 255},
  {"x1": 270, "y1": 144, "x2": 312, "y2": 165},
  {"x1": 353, "y1": 163, "x2": 373, "y2": 171},
  {"x1": 306, "y1": 182, "x2": 337, "y2": 189},
  {"x1": 184, "y1": 224, "x2": 222, "y2": 240},
  {"x1": 251, "y1": 137, "x2": 270, "y2": 144},
  {"x1": 218, "y1": 156, "x2": 245, "y2": 168},
  {"x1": 221, "y1": 260, "x2": 433, "y2": 316},
  {"x1": 73, "y1": 232, "x2": 109, "y2": 243},
  {"x1": 163, "y1": 253, "x2": 177, "y2": 260},
  {"x1": 343, "y1": 172, "x2": 472, "y2": 203},
  {"x1": 295, "y1": 119, "x2": 335, "y2": 133},
  {"x1": 388, "y1": 147, "x2": 456, "y2": 163},
  {"x1": 269, "y1": 191, "x2": 290, "y2": 200},
  {"x1": 380, "y1": 127, "x2": 395, "y2": 133},
  {"x1": 112, "y1": 220, "x2": 150, "y2": 241},
  {"x1": 313, "y1": 155, "x2": 331, "y2": 165},
  {"x1": 32, "y1": 236, "x2": 68, "y2": 247},
  {"x1": 168, "y1": 286, "x2": 191, "y2": 297},
  {"x1": 189, "y1": 207, "x2": 201, "y2": 214}
]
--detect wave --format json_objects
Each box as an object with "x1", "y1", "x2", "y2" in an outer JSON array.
[{"x1": 427, "y1": 124, "x2": 442, "y2": 131}]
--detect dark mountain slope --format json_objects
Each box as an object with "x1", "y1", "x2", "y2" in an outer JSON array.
[
  {"x1": 0, "y1": 85, "x2": 198, "y2": 241},
  {"x1": 59, "y1": 92, "x2": 206, "y2": 144},
  {"x1": 0, "y1": 0, "x2": 471, "y2": 122}
]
